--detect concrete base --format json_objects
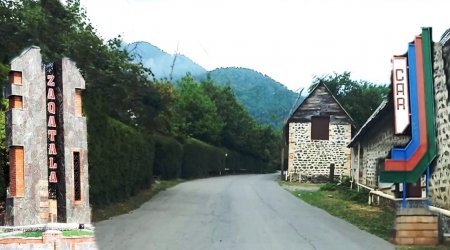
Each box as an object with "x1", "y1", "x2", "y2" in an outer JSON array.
[
  {"x1": 392, "y1": 208, "x2": 439, "y2": 246},
  {"x1": 0, "y1": 231, "x2": 97, "y2": 250},
  {"x1": 0, "y1": 224, "x2": 97, "y2": 250}
]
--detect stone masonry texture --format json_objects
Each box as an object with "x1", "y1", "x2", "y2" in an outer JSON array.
[
  {"x1": 5, "y1": 47, "x2": 91, "y2": 225},
  {"x1": 61, "y1": 58, "x2": 91, "y2": 224},
  {"x1": 356, "y1": 112, "x2": 410, "y2": 188},
  {"x1": 431, "y1": 43, "x2": 450, "y2": 209},
  {"x1": 6, "y1": 47, "x2": 48, "y2": 225},
  {"x1": 288, "y1": 122, "x2": 352, "y2": 178}
]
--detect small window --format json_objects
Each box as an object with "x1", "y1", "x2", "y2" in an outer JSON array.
[
  {"x1": 75, "y1": 89, "x2": 82, "y2": 117},
  {"x1": 10, "y1": 146, "x2": 24, "y2": 197},
  {"x1": 9, "y1": 96, "x2": 23, "y2": 109},
  {"x1": 311, "y1": 116, "x2": 330, "y2": 140},
  {"x1": 73, "y1": 151, "x2": 81, "y2": 202},
  {"x1": 9, "y1": 71, "x2": 22, "y2": 85}
]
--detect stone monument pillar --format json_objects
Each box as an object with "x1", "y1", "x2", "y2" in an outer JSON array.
[{"x1": 4, "y1": 46, "x2": 91, "y2": 225}]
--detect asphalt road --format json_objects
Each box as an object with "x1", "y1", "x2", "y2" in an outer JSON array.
[{"x1": 95, "y1": 174, "x2": 394, "y2": 250}]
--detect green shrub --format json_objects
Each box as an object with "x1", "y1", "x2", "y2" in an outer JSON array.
[
  {"x1": 320, "y1": 183, "x2": 337, "y2": 191},
  {"x1": 181, "y1": 138, "x2": 226, "y2": 179},
  {"x1": 154, "y1": 134, "x2": 183, "y2": 180},
  {"x1": 88, "y1": 116, "x2": 155, "y2": 207},
  {"x1": 346, "y1": 188, "x2": 370, "y2": 204},
  {"x1": 222, "y1": 149, "x2": 275, "y2": 174},
  {"x1": 337, "y1": 176, "x2": 352, "y2": 190},
  {"x1": 223, "y1": 149, "x2": 239, "y2": 173}
]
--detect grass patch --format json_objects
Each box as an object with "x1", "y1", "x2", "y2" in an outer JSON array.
[
  {"x1": 62, "y1": 230, "x2": 95, "y2": 237},
  {"x1": 292, "y1": 185, "x2": 450, "y2": 249},
  {"x1": 14, "y1": 230, "x2": 93, "y2": 238},
  {"x1": 92, "y1": 179, "x2": 183, "y2": 222},
  {"x1": 18, "y1": 231, "x2": 43, "y2": 237},
  {"x1": 277, "y1": 178, "x2": 321, "y2": 187},
  {"x1": 292, "y1": 189, "x2": 395, "y2": 241}
]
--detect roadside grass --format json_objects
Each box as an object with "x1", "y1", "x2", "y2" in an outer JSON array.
[
  {"x1": 278, "y1": 178, "x2": 322, "y2": 187},
  {"x1": 293, "y1": 189, "x2": 395, "y2": 241},
  {"x1": 290, "y1": 183, "x2": 450, "y2": 250},
  {"x1": 92, "y1": 179, "x2": 183, "y2": 222}
]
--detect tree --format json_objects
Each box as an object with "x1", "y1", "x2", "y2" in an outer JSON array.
[
  {"x1": 310, "y1": 72, "x2": 389, "y2": 127},
  {"x1": 174, "y1": 74, "x2": 224, "y2": 144},
  {"x1": 201, "y1": 76, "x2": 248, "y2": 150}
]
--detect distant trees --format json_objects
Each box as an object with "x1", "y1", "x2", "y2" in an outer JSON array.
[
  {"x1": 309, "y1": 72, "x2": 389, "y2": 127},
  {"x1": 202, "y1": 67, "x2": 299, "y2": 129},
  {"x1": 174, "y1": 74, "x2": 224, "y2": 144},
  {"x1": 152, "y1": 74, "x2": 281, "y2": 164}
]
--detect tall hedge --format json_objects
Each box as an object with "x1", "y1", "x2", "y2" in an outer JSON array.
[
  {"x1": 182, "y1": 138, "x2": 226, "y2": 179},
  {"x1": 223, "y1": 149, "x2": 275, "y2": 174},
  {"x1": 87, "y1": 115, "x2": 155, "y2": 207},
  {"x1": 154, "y1": 134, "x2": 183, "y2": 180}
]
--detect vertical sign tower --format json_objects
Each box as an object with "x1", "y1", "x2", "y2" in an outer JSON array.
[{"x1": 5, "y1": 47, "x2": 91, "y2": 225}]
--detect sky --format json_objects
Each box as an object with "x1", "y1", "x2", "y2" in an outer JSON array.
[{"x1": 78, "y1": 0, "x2": 450, "y2": 92}]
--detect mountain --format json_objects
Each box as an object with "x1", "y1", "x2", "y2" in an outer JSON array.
[
  {"x1": 126, "y1": 41, "x2": 207, "y2": 80},
  {"x1": 127, "y1": 41, "x2": 302, "y2": 128},
  {"x1": 196, "y1": 67, "x2": 301, "y2": 128}
]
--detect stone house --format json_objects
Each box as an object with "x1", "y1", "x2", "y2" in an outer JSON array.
[
  {"x1": 283, "y1": 82, "x2": 356, "y2": 182},
  {"x1": 348, "y1": 37, "x2": 450, "y2": 210},
  {"x1": 348, "y1": 99, "x2": 412, "y2": 191}
]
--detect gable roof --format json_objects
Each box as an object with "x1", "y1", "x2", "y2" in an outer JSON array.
[{"x1": 285, "y1": 82, "x2": 356, "y2": 127}]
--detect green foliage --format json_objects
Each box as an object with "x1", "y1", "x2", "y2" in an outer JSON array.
[
  {"x1": 0, "y1": 100, "x2": 7, "y2": 201},
  {"x1": 152, "y1": 81, "x2": 179, "y2": 136},
  {"x1": 174, "y1": 74, "x2": 224, "y2": 144},
  {"x1": 200, "y1": 77, "x2": 253, "y2": 150},
  {"x1": 153, "y1": 134, "x2": 183, "y2": 180},
  {"x1": 310, "y1": 72, "x2": 389, "y2": 128},
  {"x1": 200, "y1": 77, "x2": 282, "y2": 168},
  {"x1": 319, "y1": 178, "x2": 369, "y2": 204},
  {"x1": 87, "y1": 115, "x2": 155, "y2": 207},
  {"x1": 181, "y1": 138, "x2": 226, "y2": 179},
  {"x1": 18, "y1": 231, "x2": 43, "y2": 238},
  {"x1": 197, "y1": 67, "x2": 300, "y2": 129},
  {"x1": 346, "y1": 188, "x2": 370, "y2": 204},
  {"x1": 62, "y1": 230, "x2": 95, "y2": 237},
  {"x1": 320, "y1": 183, "x2": 337, "y2": 191}
]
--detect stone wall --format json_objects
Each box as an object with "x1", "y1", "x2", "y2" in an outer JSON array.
[
  {"x1": 430, "y1": 43, "x2": 450, "y2": 209},
  {"x1": 356, "y1": 112, "x2": 410, "y2": 188},
  {"x1": 61, "y1": 58, "x2": 91, "y2": 224},
  {"x1": 288, "y1": 122, "x2": 352, "y2": 179},
  {"x1": 5, "y1": 47, "x2": 48, "y2": 225}
]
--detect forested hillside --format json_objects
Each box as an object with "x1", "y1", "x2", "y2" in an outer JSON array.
[
  {"x1": 126, "y1": 41, "x2": 207, "y2": 81},
  {"x1": 125, "y1": 41, "x2": 302, "y2": 129},
  {"x1": 0, "y1": 0, "x2": 280, "y2": 208},
  {"x1": 196, "y1": 67, "x2": 301, "y2": 128}
]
